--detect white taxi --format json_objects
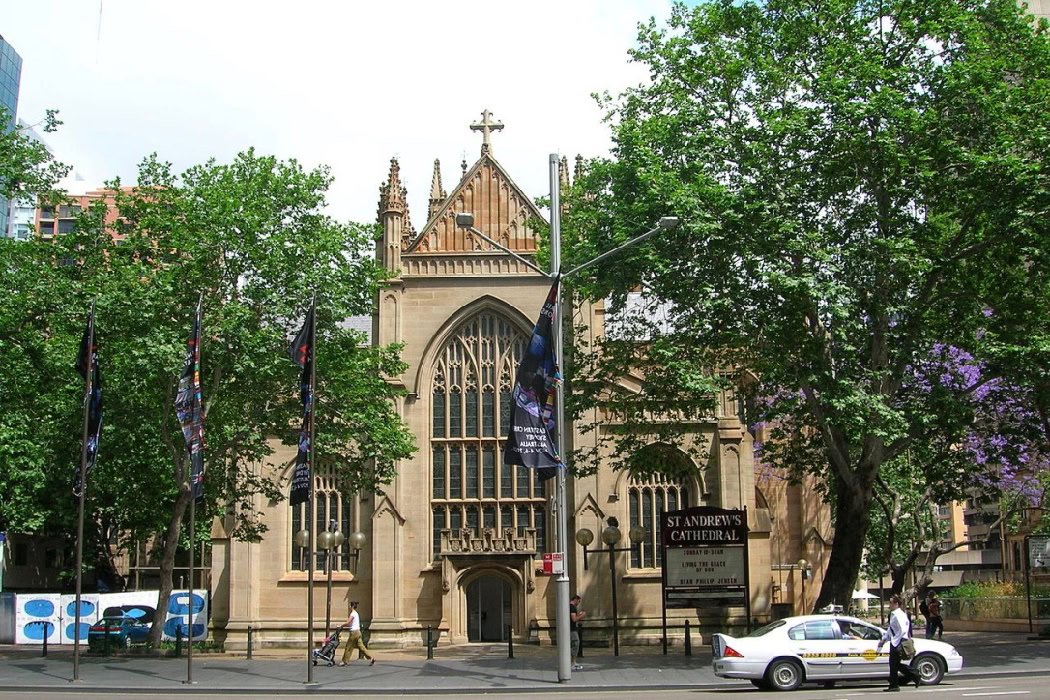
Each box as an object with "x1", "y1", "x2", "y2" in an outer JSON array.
[{"x1": 712, "y1": 615, "x2": 963, "y2": 691}]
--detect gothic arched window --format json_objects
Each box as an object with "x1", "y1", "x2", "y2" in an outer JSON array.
[
  {"x1": 627, "y1": 473, "x2": 691, "y2": 569},
  {"x1": 430, "y1": 312, "x2": 547, "y2": 560},
  {"x1": 289, "y1": 464, "x2": 358, "y2": 572}
]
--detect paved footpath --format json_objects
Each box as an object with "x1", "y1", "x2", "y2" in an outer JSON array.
[{"x1": 0, "y1": 632, "x2": 1047, "y2": 694}]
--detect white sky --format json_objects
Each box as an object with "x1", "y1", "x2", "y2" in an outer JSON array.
[{"x1": 2, "y1": 0, "x2": 674, "y2": 225}]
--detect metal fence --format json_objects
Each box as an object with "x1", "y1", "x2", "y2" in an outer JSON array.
[{"x1": 940, "y1": 597, "x2": 1050, "y2": 620}]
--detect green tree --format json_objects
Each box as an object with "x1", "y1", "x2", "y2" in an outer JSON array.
[
  {"x1": 12, "y1": 150, "x2": 415, "y2": 645},
  {"x1": 564, "y1": 0, "x2": 1050, "y2": 610},
  {"x1": 0, "y1": 107, "x2": 77, "y2": 541}
]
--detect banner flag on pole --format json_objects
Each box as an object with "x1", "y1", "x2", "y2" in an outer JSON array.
[
  {"x1": 175, "y1": 303, "x2": 206, "y2": 503},
  {"x1": 74, "y1": 313, "x2": 102, "y2": 498},
  {"x1": 504, "y1": 279, "x2": 563, "y2": 479},
  {"x1": 288, "y1": 304, "x2": 315, "y2": 507}
]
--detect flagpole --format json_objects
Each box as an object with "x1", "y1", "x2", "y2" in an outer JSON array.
[
  {"x1": 307, "y1": 293, "x2": 317, "y2": 685},
  {"x1": 185, "y1": 295, "x2": 202, "y2": 685},
  {"x1": 72, "y1": 300, "x2": 95, "y2": 683}
]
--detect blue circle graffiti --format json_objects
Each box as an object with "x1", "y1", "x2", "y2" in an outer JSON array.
[
  {"x1": 65, "y1": 600, "x2": 96, "y2": 617},
  {"x1": 167, "y1": 592, "x2": 205, "y2": 615},
  {"x1": 24, "y1": 621, "x2": 54, "y2": 640},
  {"x1": 24, "y1": 599, "x2": 55, "y2": 617},
  {"x1": 65, "y1": 622, "x2": 91, "y2": 640}
]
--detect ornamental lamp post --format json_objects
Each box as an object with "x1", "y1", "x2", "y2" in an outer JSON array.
[
  {"x1": 575, "y1": 518, "x2": 646, "y2": 656},
  {"x1": 796, "y1": 558, "x2": 810, "y2": 615},
  {"x1": 318, "y1": 520, "x2": 347, "y2": 638}
]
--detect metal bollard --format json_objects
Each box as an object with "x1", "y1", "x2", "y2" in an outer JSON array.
[
  {"x1": 426, "y1": 625, "x2": 434, "y2": 659},
  {"x1": 684, "y1": 620, "x2": 692, "y2": 656},
  {"x1": 507, "y1": 626, "x2": 514, "y2": 659},
  {"x1": 175, "y1": 623, "x2": 182, "y2": 658},
  {"x1": 40, "y1": 622, "x2": 49, "y2": 657},
  {"x1": 103, "y1": 622, "x2": 110, "y2": 656},
  {"x1": 246, "y1": 626, "x2": 253, "y2": 660},
  {"x1": 578, "y1": 623, "x2": 584, "y2": 659}
]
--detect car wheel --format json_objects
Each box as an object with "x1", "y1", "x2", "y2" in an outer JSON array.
[
  {"x1": 912, "y1": 653, "x2": 944, "y2": 686},
  {"x1": 766, "y1": 659, "x2": 804, "y2": 691}
]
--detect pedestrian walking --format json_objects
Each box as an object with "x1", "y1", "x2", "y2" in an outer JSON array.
[
  {"x1": 876, "y1": 595, "x2": 920, "y2": 691},
  {"x1": 338, "y1": 601, "x2": 376, "y2": 667},
  {"x1": 927, "y1": 592, "x2": 943, "y2": 640},
  {"x1": 570, "y1": 593, "x2": 586, "y2": 671}
]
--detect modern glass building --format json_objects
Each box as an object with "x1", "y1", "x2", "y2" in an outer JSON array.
[{"x1": 1, "y1": 33, "x2": 24, "y2": 236}]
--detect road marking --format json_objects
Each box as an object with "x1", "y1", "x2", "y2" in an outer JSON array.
[
  {"x1": 961, "y1": 693, "x2": 1031, "y2": 697},
  {"x1": 919, "y1": 688, "x2": 999, "y2": 693}
]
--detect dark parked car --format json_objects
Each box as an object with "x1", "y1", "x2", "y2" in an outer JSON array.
[{"x1": 87, "y1": 616, "x2": 150, "y2": 650}]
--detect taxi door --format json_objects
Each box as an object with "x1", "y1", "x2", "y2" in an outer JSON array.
[
  {"x1": 836, "y1": 619, "x2": 889, "y2": 679},
  {"x1": 786, "y1": 620, "x2": 843, "y2": 679}
]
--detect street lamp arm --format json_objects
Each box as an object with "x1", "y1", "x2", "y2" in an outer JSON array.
[
  {"x1": 459, "y1": 222, "x2": 552, "y2": 278},
  {"x1": 563, "y1": 226, "x2": 660, "y2": 280},
  {"x1": 562, "y1": 217, "x2": 678, "y2": 280}
]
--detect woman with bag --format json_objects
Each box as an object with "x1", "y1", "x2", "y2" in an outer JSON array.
[{"x1": 876, "y1": 595, "x2": 920, "y2": 691}]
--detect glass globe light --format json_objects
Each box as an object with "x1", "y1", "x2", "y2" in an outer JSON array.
[
  {"x1": 601, "y1": 525, "x2": 622, "y2": 546},
  {"x1": 349, "y1": 531, "x2": 367, "y2": 550},
  {"x1": 575, "y1": 528, "x2": 594, "y2": 547}
]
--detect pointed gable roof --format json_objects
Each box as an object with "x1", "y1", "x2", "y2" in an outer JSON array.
[{"x1": 404, "y1": 151, "x2": 546, "y2": 254}]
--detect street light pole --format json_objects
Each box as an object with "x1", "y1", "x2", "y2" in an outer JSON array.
[
  {"x1": 797, "y1": 558, "x2": 809, "y2": 615},
  {"x1": 456, "y1": 156, "x2": 678, "y2": 681}
]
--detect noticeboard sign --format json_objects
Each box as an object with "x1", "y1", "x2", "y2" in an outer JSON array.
[
  {"x1": 661, "y1": 506, "x2": 749, "y2": 609},
  {"x1": 1029, "y1": 536, "x2": 1050, "y2": 570}
]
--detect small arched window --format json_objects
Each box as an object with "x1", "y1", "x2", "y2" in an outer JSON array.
[
  {"x1": 627, "y1": 473, "x2": 691, "y2": 568},
  {"x1": 289, "y1": 464, "x2": 359, "y2": 572}
]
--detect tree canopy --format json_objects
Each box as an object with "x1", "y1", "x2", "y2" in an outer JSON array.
[
  {"x1": 564, "y1": 0, "x2": 1050, "y2": 609},
  {"x1": 0, "y1": 149, "x2": 415, "y2": 643}
]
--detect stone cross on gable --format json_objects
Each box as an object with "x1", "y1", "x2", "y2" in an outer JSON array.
[{"x1": 470, "y1": 109, "x2": 504, "y2": 154}]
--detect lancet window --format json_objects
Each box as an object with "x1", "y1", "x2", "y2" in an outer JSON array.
[
  {"x1": 627, "y1": 473, "x2": 691, "y2": 569},
  {"x1": 431, "y1": 312, "x2": 548, "y2": 559},
  {"x1": 289, "y1": 464, "x2": 358, "y2": 572}
]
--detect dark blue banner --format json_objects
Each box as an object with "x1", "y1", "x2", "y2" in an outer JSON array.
[{"x1": 504, "y1": 280, "x2": 562, "y2": 478}]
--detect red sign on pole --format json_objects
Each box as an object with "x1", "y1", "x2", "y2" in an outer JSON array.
[{"x1": 542, "y1": 552, "x2": 564, "y2": 575}]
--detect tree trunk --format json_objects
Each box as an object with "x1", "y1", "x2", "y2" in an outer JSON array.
[
  {"x1": 814, "y1": 477, "x2": 873, "y2": 612},
  {"x1": 147, "y1": 484, "x2": 192, "y2": 648}
]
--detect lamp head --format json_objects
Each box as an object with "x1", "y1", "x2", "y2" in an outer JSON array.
[
  {"x1": 317, "y1": 531, "x2": 334, "y2": 550},
  {"x1": 575, "y1": 528, "x2": 594, "y2": 547},
  {"x1": 455, "y1": 212, "x2": 474, "y2": 228},
  {"x1": 349, "y1": 531, "x2": 367, "y2": 550},
  {"x1": 601, "y1": 525, "x2": 622, "y2": 546},
  {"x1": 294, "y1": 529, "x2": 310, "y2": 548},
  {"x1": 332, "y1": 530, "x2": 345, "y2": 547},
  {"x1": 628, "y1": 526, "x2": 647, "y2": 544},
  {"x1": 796, "y1": 558, "x2": 809, "y2": 570},
  {"x1": 658, "y1": 216, "x2": 680, "y2": 230}
]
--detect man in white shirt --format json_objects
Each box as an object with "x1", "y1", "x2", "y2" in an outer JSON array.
[
  {"x1": 339, "y1": 601, "x2": 376, "y2": 667},
  {"x1": 876, "y1": 595, "x2": 919, "y2": 691}
]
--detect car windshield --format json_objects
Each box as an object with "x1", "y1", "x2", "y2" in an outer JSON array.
[{"x1": 746, "y1": 620, "x2": 787, "y2": 637}]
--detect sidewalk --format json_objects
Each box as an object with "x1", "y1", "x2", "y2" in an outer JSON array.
[{"x1": 0, "y1": 631, "x2": 1046, "y2": 694}]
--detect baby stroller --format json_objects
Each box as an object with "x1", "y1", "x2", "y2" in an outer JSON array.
[{"x1": 312, "y1": 627, "x2": 343, "y2": 666}]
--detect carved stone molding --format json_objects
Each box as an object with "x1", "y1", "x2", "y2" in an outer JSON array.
[{"x1": 440, "y1": 528, "x2": 536, "y2": 556}]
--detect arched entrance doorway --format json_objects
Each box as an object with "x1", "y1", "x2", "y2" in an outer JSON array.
[{"x1": 466, "y1": 574, "x2": 510, "y2": 642}]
